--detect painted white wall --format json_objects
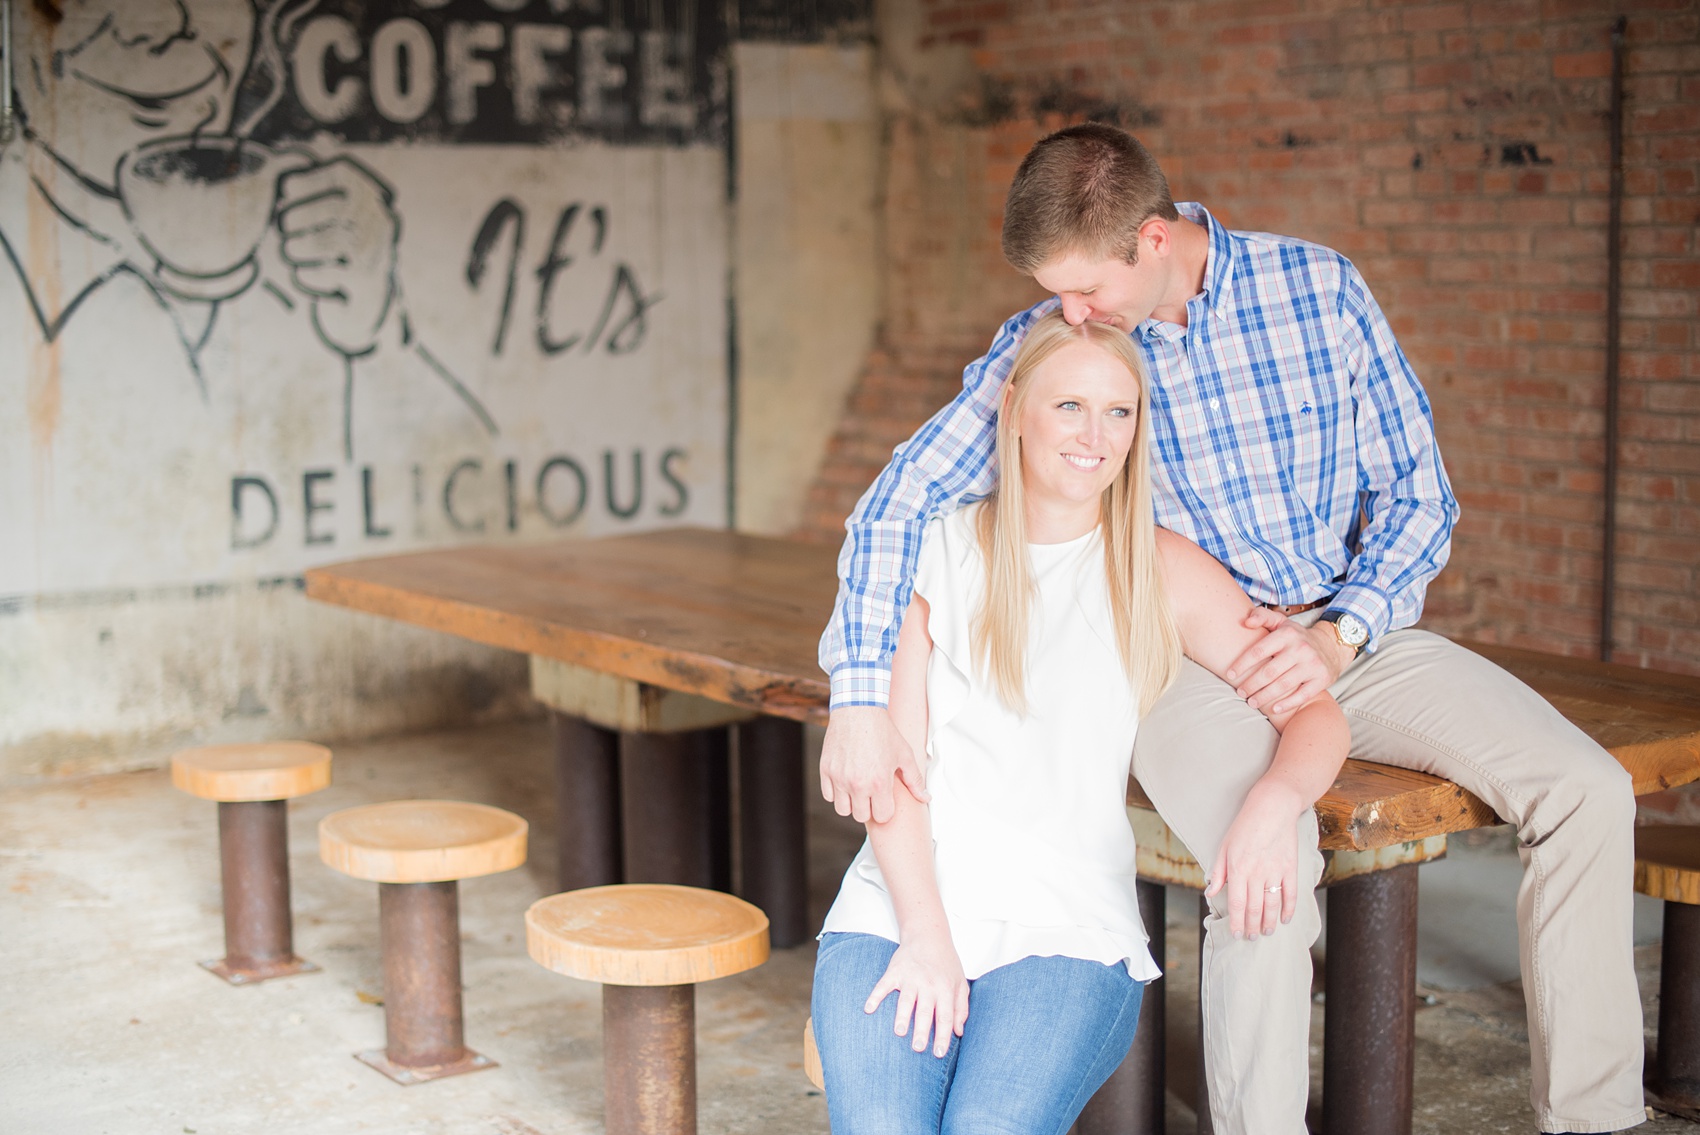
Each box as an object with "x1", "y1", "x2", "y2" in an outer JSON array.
[
  {"x1": 732, "y1": 41, "x2": 880, "y2": 536},
  {"x1": 0, "y1": 2, "x2": 730, "y2": 781}
]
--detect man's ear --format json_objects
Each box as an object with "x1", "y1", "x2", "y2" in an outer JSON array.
[{"x1": 1139, "y1": 216, "x2": 1172, "y2": 259}]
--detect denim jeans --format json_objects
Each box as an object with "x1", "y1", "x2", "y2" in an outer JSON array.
[{"x1": 811, "y1": 931, "x2": 1146, "y2": 1135}]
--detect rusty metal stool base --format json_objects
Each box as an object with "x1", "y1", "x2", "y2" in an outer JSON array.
[
  {"x1": 354, "y1": 1047, "x2": 496, "y2": 1086},
  {"x1": 199, "y1": 954, "x2": 319, "y2": 986}
]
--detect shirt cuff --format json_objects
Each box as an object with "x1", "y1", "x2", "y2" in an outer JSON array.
[
  {"x1": 830, "y1": 663, "x2": 892, "y2": 710},
  {"x1": 1326, "y1": 584, "x2": 1392, "y2": 652}
]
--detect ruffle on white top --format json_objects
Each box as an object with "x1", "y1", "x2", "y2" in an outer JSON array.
[{"x1": 821, "y1": 506, "x2": 1161, "y2": 983}]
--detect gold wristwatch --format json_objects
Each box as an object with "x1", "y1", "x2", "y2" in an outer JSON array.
[{"x1": 1318, "y1": 610, "x2": 1369, "y2": 655}]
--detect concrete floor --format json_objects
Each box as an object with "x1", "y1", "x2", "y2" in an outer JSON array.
[{"x1": 0, "y1": 718, "x2": 1693, "y2": 1135}]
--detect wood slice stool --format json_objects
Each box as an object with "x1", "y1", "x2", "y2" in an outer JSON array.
[
  {"x1": 171, "y1": 741, "x2": 332, "y2": 984},
  {"x1": 1636, "y1": 825, "x2": 1700, "y2": 1121},
  {"x1": 526, "y1": 884, "x2": 770, "y2": 1135},
  {"x1": 802, "y1": 1017, "x2": 824, "y2": 1093},
  {"x1": 320, "y1": 800, "x2": 528, "y2": 1085}
]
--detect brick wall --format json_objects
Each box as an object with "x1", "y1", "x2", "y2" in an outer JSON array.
[{"x1": 800, "y1": 0, "x2": 1700, "y2": 677}]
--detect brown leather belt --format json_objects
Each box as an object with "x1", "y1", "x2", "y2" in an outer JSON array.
[{"x1": 1262, "y1": 596, "x2": 1332, "y2": 616}]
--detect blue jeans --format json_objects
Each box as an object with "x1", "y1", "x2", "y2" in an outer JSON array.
[{"x1": 811, "y1": 932, "x2": 1146, "y2": 1135}]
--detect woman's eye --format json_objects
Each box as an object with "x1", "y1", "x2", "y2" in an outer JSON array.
[
  {"x1": 1109, "y1": 407, "x2": 1131, "y2": 418},
  {"x1": 1058, "y1": 401, "x2": 1080, "y2": 411}
]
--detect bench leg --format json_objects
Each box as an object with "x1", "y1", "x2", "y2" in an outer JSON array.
[
  {"x1": 604, "y1": 983, "x2": 697, "y2": 1135},
  {"x1": 1655, "y1": 899, "x2": 1700, "y2": 1117},
  {"x1": 736, "y1": 718, "x2": 810, "y2": 949},
  {"x1": 621, "y1": 729, "x2": 731, "y2": 890},
  {"x1": 202, "y1": 799, "x2": 317, "y2": 985},
  {"x1": 358, "y1": 880, "x2": 494, "y2": 1084},
  {"x1": 1322, "y1": 864, "x2": 1417, "y2": 1135},
  {"x1": 1196, "y1": 894, "x2": 1214, "y2": 1135},
  {"x1": 552, "y1": 711, "x2": 623, "y2": 893},
  {"x1": 1078, "y1": 879, "x2": 1167, "y2": 1135}
]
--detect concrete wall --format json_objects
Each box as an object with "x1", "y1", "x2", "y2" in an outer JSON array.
[
  {"x1": 732, "y1": 41, "x2": 880, "y2": 535},
  {"x1": 1, "y1": 0, "x2": 734, "y2": 780}
]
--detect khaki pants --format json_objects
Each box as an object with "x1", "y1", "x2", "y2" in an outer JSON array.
[{"x1": 1133, "y1": 621, "x2": 1644, "y2": 1135}]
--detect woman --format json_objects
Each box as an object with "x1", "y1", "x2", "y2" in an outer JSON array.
[{"x1": 810, "y1": 311, "x2": 1350, "y2": 1134}]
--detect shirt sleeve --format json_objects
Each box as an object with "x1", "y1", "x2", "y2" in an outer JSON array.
[
  {"x1": 1328, "y1": 264, "x2": 1460, "y2": 649},
  {"x1": 819, "y1": 300, "x2": 1056, "y2": 708}
]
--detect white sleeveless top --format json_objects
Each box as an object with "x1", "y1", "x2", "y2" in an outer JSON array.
[{"x1": 821, "y1": 506, "x2": 1162, "y2": 982}]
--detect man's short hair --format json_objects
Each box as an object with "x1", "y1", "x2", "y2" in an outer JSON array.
[{"x1": 1001, "y1": 124, "x2": 1181, "y2": 273}]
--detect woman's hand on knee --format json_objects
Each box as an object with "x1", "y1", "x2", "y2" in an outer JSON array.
[
  {"x1": 1205, "y1": 782, "x2": 1304, "y2": 940},
  {"x1": 864, "y1": 934, "x2": 969, "y2": 1058}
]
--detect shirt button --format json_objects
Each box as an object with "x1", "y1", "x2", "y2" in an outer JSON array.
[{"x1": 1209, "y1": 399, "x2": 1220, "y2": 411}]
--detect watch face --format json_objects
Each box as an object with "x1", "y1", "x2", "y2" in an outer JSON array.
[{"x1": 1335, "y1": 613, "x2": 1370, "y2": 647}]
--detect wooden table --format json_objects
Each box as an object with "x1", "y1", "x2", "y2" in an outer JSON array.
[
  {"x1": 307, "y1": 528, "x2": 837, "y2": 951},
  {"x1": 306, "y1": 527, "x2": 1700, "y2": 1133}
]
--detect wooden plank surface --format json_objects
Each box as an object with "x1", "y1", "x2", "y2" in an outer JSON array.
[
  {"x1": 305, "y1": 529, "x2": 839, "y2": 725},
  {"x1": 306, "y1": 528, "x2": 1700, "y2": 850}
]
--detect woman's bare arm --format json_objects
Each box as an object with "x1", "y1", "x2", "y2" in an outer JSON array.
[
  {"x1": 859, "y1": 595, "x2": 970, "y2": 1056},
  {"x1": 1155, "y1": 528, "x2": 1352, "y2": 939}
]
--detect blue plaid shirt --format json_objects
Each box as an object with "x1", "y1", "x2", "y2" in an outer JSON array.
[{"x1": 822, "y1": 203, "x2": 1459, "y2": 708}]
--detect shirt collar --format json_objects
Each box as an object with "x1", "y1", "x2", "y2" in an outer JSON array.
[{"x1": 1137, "y1": 201, "x2": 1237, "y2": 342}]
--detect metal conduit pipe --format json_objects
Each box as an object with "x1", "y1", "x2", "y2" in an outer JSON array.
[
  {"x1": 1, "y1": 0, "x2": 16, "y2": 147},
  {"x1": 1600, "y1": 15, "x2": 1627, "y2": 662}
]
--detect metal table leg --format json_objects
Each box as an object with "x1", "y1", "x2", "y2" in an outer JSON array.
[
  {"x1": 202, "y1": 799, "x2": 317, "y2": 984},
  {"x1": 621, "y1": 729, "x2": 730, "y2": 890},
  {"x1": 1322, "y1": 863, "x2": 1417, "y2": 1135},
  {"x1": 604, "y1": 983, "x2": 697, "y2": 1135},
  {"x1": 1079, "y1": 879, "x2": 1167, "y2": 1134},
  {"x1": 1196, "y1": 894, "x2": 1214, "y2": 1135},
  {"x1": 736, "y1": 718, "x2": 810, "y2": 949},
  {"x1": 552, "y1": 710, "x2": 623, "y2": 892},
  {"x1": 1654, "y1": 899, "x2": 1700, "y2": 1119},
  {"x1": 359, "y1": 880, "x2": 494, "y2": 1084}
]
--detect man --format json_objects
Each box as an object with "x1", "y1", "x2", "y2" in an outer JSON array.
[{"x1": 818, "y1": 124, "x2": 1641, "y2": 1135}]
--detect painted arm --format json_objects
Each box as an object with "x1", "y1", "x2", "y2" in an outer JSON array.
[
  {"x1": 858, "y1": 595, "x2": 970, "y2": 1058},
  {"x1": 1158, "y1": 529, "x2": 1352, "y2": 941},
  {"x1": 817, "y1": 301, "x2": 1057, "y2": 824}
]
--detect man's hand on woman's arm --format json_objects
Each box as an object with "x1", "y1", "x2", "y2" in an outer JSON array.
[
  {"x1": 1225, "y1": 606, "x2": 1355, "y2": 714},
  {"x1": 820, "y1": 706, "x2": 931, "y2": 825}
]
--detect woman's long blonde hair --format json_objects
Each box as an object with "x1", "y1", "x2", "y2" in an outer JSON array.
[{"x1": 970, "y1": 311, "x2": 1181, "y2": 716}]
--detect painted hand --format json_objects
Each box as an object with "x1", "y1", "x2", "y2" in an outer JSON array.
[
  {"x1": 276, "y1": 157, "x2": 400, "y2": 357},
  {"x1": 1226, "y1": 608, "x2": 1352, "y2": 715},
  {"x1": 820, "y1": 706, "x2": 930, "y2": 825},
  {"x1": 865, "y1": 934, "x2": 970, "y2": 1057},
  {"x1": 1205, "y1": 781, "x2": 1304, "y2": 940}
]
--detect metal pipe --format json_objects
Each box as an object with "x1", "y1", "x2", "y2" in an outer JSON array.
[
  {"x1": 217, "y1": 799, "x2": 294, "y2": 968},
  {"x1": 735, "y1": 718, "x2": 809, "y2": 949},
  {"x1": 1600, "y1": 14, "x2": 1627, "y2": 662},
  {"x1": 1656, "y1": 900, "x2": 1700, "y2": 1109},
  {"x1": 1322, "y1": 865, "x2": 1418, "y2": 1135},
  {"x1": 604, "y1": 983, "x2": 697, "y2": 1135},
  {"x1": 1, "y1": 0, "x2": 15, "y2": 147},
  {"x1": 1078, "y1": 879, "x2": 1167, "y2": 1134},
  {"x1": 552, "y1": 711, "x2": 623, "y2": 892},
  {"x1": 378, "y1": 880, "x2": 468, "y2": 1069},
  {"x1": 1195, "y1": 895, "x2": 1214, "y2": 1135},
  {"x1": 620, "y1": 729, "x2": 729, "y2": 890}
]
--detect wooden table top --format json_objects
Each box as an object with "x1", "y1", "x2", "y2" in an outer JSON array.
[{"x1": 306, "y1": 527, "x2": 1700, "y2": 852}]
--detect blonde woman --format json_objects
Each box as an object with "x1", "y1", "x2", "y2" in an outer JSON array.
[{"x1": 810, "y1": 311, "x2": 1350, "y2": 1134}]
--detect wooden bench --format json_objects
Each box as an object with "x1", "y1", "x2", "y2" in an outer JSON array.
[{"x1": 304, "y1": 528, "x2": 1700, "y2": 1133}]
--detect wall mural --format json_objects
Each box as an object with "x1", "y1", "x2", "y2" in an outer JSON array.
[{"x1": 0, "y1": 0, "x2": 728, "y2": 600}]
